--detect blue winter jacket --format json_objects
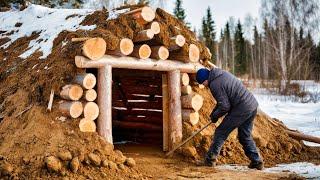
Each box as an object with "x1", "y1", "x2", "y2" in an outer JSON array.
[{"x1": 208, "y1": 68, "x2": 258, "y2": 119}]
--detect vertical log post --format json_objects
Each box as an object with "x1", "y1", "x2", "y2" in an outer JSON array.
[
  {"x1": 162, "y1": 74, "x2": 169, "y2": 151},
  {"x1": 97, "y1": 65, "x2": 113, "y2": 144},
  {"x1": 168, "y1": 70, "x2": 182, "y2": 150}
]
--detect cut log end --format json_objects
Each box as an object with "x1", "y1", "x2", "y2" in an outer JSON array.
[
  {"x1": 181, "y1": 73, "x2": 190, "y2": 86},
  {"x1": 189, "y1": 44, "x2": 200, "y2": 62},
  {"x1": 84, "y1": 89, "x2": 97, "y2": 102},
  {"x1": 75, "y1": 73, "x2": 96, "y2": 90},
  {"x1": 79, "y1": 118, "x2": 96, "y2": 132},
  {"x1": 174, "y1": 35, "x2": 186, "y2": 47},
  {"x1": 181, "y1": 93, "x2": 203, "y2": 111},
  {"x1": 82, "y1": 38, "x2": 106, "y2": 60},
  {"x1": 141, "y1": 6, "x2": 156, "y2": 22},
  {"x1": 181, "y1": 85, "x2": 192, "y2": 95},
  {"x1": 120, "y1": 38, "x2": 134, "y2": 55},
  {"x1": 191, "y1": 94, "x2": 203, "y2": 111},
  {"x1": 60, "y1": 85, "x2": 83, "y2": 101},
  {"x1": 182, "y1": 109, "x2": 199, "y2": 126},
  {"x1": 131, "y1": 44, "x2": 151, "y2": 59},
  {"x1": 149, "y1": 21, "x2": 160, "y2": 34},
  {"x1": 150, "y1": 46, "x2": 169, "y2": 60},
  {"x1": 59, "y1": 101, "x2": 83, "y2": 118},
  {"x1": 84, "y1": 102, "x2": 99, "y2": 121},
  {"x1": 133, "y1": 29, "x2": 154, "y2": 42}
]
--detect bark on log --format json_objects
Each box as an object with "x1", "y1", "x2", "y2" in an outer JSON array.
[
  {"x1": 169, "y1": 44, "x2": 200, "y2": 63},
  {"x1": 133, "y1": 29, "x2": 154, "y2": 42},
  {"x1": 182, "y1": 109, "x2": 199, "y2": 126},
  {"x1": 168, "y1": 70, "x2": 182, "y2": 150},
  {"x1": 59, "y1": 101, "x2": 83, "y2": 118},
  {"x1": 79, "y1": 118, "x2": 96, "y2": 132},
  {"x1": 71, "y1": 37, "x2": 90, "y2": 42},
  {"x1": 83, "y1": 89, "x2": 97, "y2": 102},
  {"x1": 113, "y1": 120, "x2": 162, "y2": 131},
  {"x1": 146, "y1": 21, "x2": 160, "y2": 34},
  {"x1": 105, "y1": 38, "x2": 134, "y2": 56},
  {"x1": 60, "y1": 85, "x2": 83, "y2": 101},
  {"x1": 181, "y1": 73, "x2": 190, "y2": 86},
  {"x1": 286, "y1": 130, "x2": 320, "y2": 144},
  {"x1": 74, "y1": 73, "x2": 96, "y2": 90},
  {"x1": 181, "y1": 93, "x2": 203, "y2": 111},
  {"x1": 129, "y1": 44, "x2": 151, "y2": 59},
  {"x1": 162, "y1": 74, "x2": 169, "y2": 151},
  {"x1": 124, "y1": 6, "x2": 155, "y2": 24},
  {"x1": 169, "y1": 35, "x2": 186, "y2": 51},
  {"x1": 83, "y1": 102, "x2": 99, "y2": 121},
  {"x1": 82, "y1": 38, "x2": 106, "y2": 60},
  {"x1": 181, "y1": 85, "x2": 192, "y2": 95},
  {"x1": 150, "y1": 46, "x2": 169, "y2": 60}
]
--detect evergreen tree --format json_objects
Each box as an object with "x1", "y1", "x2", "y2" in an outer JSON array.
[
  {"x1": 234, "y1": 20, "x2": 247, "y2": 75},
  {"x1": 201, "y1": 7, "x2": 216, "y2": 62},
  {"x1": 173, "y1": 0, "x2": 190, "y2": 27}
]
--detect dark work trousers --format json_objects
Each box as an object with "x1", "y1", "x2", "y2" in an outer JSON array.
[{"x1": 206, "y1": 109, "x2": 262, "y2": 162}]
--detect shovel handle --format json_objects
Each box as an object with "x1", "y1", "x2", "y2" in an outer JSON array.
[{"x1": 165, "y1": 122, "x2": 213, "y2": 157}]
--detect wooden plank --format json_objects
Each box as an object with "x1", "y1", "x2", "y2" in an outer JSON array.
[
  {"x1": 112, "y1": 109, "x2": 162, "y2": 117},
  {"x1": 162, "y1": 74, "x2": 169, "y2": 151},
  {"x1": 97, "y1": 65, "x2": 113, "y2": 144},
  {"x1": 168, "y1": 70, "x2": 182, "y2": 150},
  {"x1": 112, "y1": 100, "x2": 162, "y2": 110}
]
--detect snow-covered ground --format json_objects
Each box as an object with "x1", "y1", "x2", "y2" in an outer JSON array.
[
  {"x1": 253, "y1": 80, "x2": 320, "y2": 147},
  {"x1": 218, "y1": 162, "x2": 320, "y2": 179}
]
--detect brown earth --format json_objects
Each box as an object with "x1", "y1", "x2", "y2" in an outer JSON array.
[{"x1": 0, "y1": 5, "x2": 319, "y2": 179}]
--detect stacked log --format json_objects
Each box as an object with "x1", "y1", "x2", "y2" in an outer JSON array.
[
  {"x1": 72, "y1": 38, "x2": 106, "y2": 60},
  {"x1": 179, "y1": 73, "x2": 203, "y2": 126}
]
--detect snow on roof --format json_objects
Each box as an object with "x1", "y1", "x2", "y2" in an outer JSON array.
[{"x1": 0, "y1": 4, "x2": 96, "y2": 59}]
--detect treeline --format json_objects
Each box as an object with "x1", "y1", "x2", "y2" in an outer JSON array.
[{"x1": 174, "y1": 0, "x2": 320, "y2": 90}]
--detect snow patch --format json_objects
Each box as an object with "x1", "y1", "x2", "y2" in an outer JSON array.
[{"x1": 0, "y1": 4, "x2": 96, "y2": 59}]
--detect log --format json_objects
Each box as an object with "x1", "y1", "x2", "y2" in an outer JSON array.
[
  {"x1": 97, "y1": 65, "x2": 113, "y2": 144},
  {"x1": 47, "y1": 89, "x2": 54, "y2": 112},
  {"x1": 74, "y1": 73, "x2": 96, "y2": 90},
  {"x1": 181, "y1": 93, "x2": 203, "y2": 111},
  {"x1": 60, "y1": 84, "x2": 83, "y2": 101},
  {"x1": 162, "y1": 74, "x2": 169, "y2": 151},
  {"x1": 133, "y1": 29, "x2": 154, "y2": 42},
  {"x1": 146, "y1": 21, "x2": 160, "y2": 34},
  {"x1": 169, "y1": 44, "x2": 200, "y2": 63},
  {"x1": 82, "y1": 38, "x2": 106, "y2": 60},
  {"x1": 113, "y1": 100, "x2": 162, "y2": 110},
  {"x1": 59, "y1": 101, "x2": 83, "y2": 118},
  {"x1": 150, "y1": 46, "x2": 169, "y2": 60},
  {"x1": 79, "y1": 118, "x2": 96, "y2": 132},
  {"x1": 113, "y1": 120, "x2": 162, "y2": 131},
  {"x1": 181, "y1": 73, "x2": 189, "y2": 86},
  {"x1": 124, "y1": 6, "x2": 155, "y2": 24},
  {"x1": 83, "y1": 89, "x2": 97, "y2": 102},
  {"x1": 169, "y1": 35, "x2": 186, "y2": 51},
  {"x1": 181, "y1": 85, "x2": 192, "y2": 95},
  {"x1": 75, "y1": 55, "x2": 205, "y2": 73},
  {"x1": 71, "y1": 37, "x2": 90, "y2": 42},
  {"x1": 129, "y1": 44, "x2": 151, "y2": 59},
  {"x1": 168, "y1": 70, "x2": 182, "y2": 150},
  {"x1": 83, "y1": 102, "x2": 99, "y2": 121},
  {"x1": 105, "y1": 38, "x2": 134, "y2": 56},
  {"x1": 182, "y1": 109, "x2": 199, "y2": 126},
  {"x1": 286, "y1": 130, "x2": 320, "y2": 144}
]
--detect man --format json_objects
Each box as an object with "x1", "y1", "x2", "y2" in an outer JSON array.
[{"x1": 196, "y1": 67, "x2": 263, "y2": 170}]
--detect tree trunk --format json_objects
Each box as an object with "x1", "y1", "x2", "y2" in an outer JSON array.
[
  {"x1": 129, "y1": 44, "x2": 151, "y2": 59},
  {"x1": 150, "y1": 46, "x2": 169, "y2": 60},
  {"x1": 181, "y1": 85, "x2": 192, "y2": 95},
  {"x1": 133, "y1": 29, "x2": 154, "y2": 42},
  {"x1": 74, "y1": 73, "x2": 96, "y2": 90},
  {"x1": 124, "y1": 6, "x2": 155, "y2": 24},
  {"x1": 59, "y1": 101, "x2": 83, "y2": 118},
  {"x1": 169, "y1": 35, "x2": 186, "y2": 51},
  {"x1": 82, "y1": 38, "x2": 106, "y2": 60},
  {"x1": 60, "y1": 84, "x2": 83, "y2": 101},
  {"x1": 146, "y1": 21, "x2": 160, "y2": 34},
  {"x1": 181, "y1": 93, "x2": 203, "y2": 111},
  {"x1": 79, "y1": 118, "x2": 96, "y2": 132},
  {"x1": 182, "y1": 109, "x2": 199, "y2": 126},
  {"x1": 105, "y1": 38, "x2": 134, "y2": 56},
  {"x1": 83, "y1": 102, "x2": 99, "y2": 120},
  {"x1": 83, "y1": 89, "x2": 97, "y2": 102}
]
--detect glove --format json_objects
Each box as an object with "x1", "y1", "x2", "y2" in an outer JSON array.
[{"x1": 210, "y1": 113, "x2": 218, "y2": 123}]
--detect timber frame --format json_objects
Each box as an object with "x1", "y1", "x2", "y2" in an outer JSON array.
[{"x1": 75, "y1": 55, "x2": 204, "y2": 151}]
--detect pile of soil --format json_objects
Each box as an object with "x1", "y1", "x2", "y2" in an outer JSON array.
[
  {"x1": 179, "y1": 85, "x2": 320, "y2": 167},
  {"x1": 0, "y1": 4, "x2": 319, "y2": 179}
]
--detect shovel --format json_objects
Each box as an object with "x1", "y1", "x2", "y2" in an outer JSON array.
[{"x1": 165, "y1": 121, "x2": 214, "y2": 157}]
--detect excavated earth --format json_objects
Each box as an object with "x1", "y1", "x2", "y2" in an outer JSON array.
[{"x1": 0, "y1": 5, "x2": 319, "y2": 179}]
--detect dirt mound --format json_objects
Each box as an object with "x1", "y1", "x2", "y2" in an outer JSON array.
[{"x1": 179, "y1": 86, "x2": 320, "y2": 166}]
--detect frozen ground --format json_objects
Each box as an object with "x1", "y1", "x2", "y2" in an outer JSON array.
[
  {"x1": 218, "y1": 162, "x2": 320, "y2": 179},
  {"x1": 253, "y1": 80, "x2": 320, "y2": 147}
]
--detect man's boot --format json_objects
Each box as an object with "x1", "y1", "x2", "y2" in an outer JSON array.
[
  {"x1": 203, "y1": 153, "x2": 217, "y2": 167},
  {"x1": 248, "y1": 161, "x2": 264, "y2": 170}
]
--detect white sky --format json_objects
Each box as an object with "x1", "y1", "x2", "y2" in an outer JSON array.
[{"x1": 165, "y1": 0, "x2": 261, "y2": 39}]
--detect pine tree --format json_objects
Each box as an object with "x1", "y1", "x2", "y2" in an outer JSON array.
[
  {"x1": 173, "y1": 0, "x2": 190, "y2": 27},
  {"x1": 201, "y1": 7, "x2": 216, "y2": 62},
  {"x1": 234, "y1": 20, "x2": 247, "y2": 75}
]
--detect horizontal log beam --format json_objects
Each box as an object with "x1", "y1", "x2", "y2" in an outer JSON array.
[{"x1": 75, "y1": 55, "x2": 204, "y2": 73}]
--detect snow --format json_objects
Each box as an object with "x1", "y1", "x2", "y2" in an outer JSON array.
[
  {"x1": 218, "y1": 162, "x2": 320, "y2": 179},
  {"x1": 0, "y1": 4, "x2": 96, "y2": 59},
  {"x1": 253, "y1": 81, "x2": 320, "y2": 146}
]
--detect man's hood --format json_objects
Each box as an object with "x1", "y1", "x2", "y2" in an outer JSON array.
[{"x1": 208, "y1": 68, "x2": 224, "y2": 82}]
